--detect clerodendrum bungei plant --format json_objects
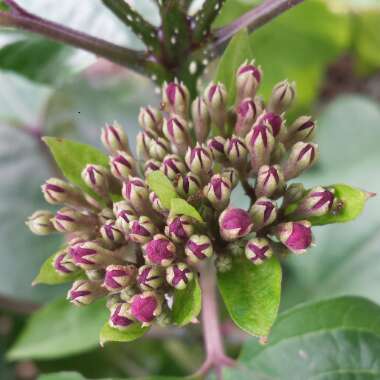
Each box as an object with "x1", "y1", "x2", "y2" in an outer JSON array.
[{"x1": 2, "y1": 0, "x2": 374, "y2": 379}]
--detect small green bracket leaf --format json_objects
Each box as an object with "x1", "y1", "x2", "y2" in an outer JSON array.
[
  {"x1": 218, "y1": 255, "x2": 282, "y2": 337},
  {"x1": 170, "y1": 198, "x2": 204, "y2": 222},
  {"x1": 171, "y1": 276, "x2": 202, "y2": 326},
  {"x1": 99, "y1": 322, "x2": 149, "y2": 346},
  {"x1": 146, "y1": 171, "x2": 177, "y2": 209}
]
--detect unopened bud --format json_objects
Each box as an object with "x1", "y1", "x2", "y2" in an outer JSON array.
[
  {"x1": 221, "y1": 167, "x2": 238, "y2": 188},
  {"x1": 138, "y1": 106, "x2": 162, "y2": 134},
  {"x1": 26, "y1": 210, "x2": 55, "y2": 235},
  {"x1": 161, "y1": 154, "x2": 186, "y2": 180},
  {"x1": 67, "y1": 280, "x2": 105, "y2": 306},
  {"x1": 52, "y1": 208, "x2": 93, "y2": 233},
  {"x1": 165, "y1": 215, "x2": 194, "y2": 243},
  {"x1": 245, "y1": 237, "x2": 273, "y2": 265},
  {"x1": 236, "y1": 60, "x2": 262, "y2": 102},
  {"x1": 109, "y1": 151, "x2": 136, "y2": 181},
  {"x1": 192, "y1": 96, "x2": 210, "y2": 142},
  {"x1": 204, "y1": 82, "x2": 228, "y2": 135},
  {"x1": 255, "y1": 165, "x2": 285, "y2": 198},
  {"x1": 148, "y1": 137, "x2": 170, "y2": 160},
  {"x1": 283, "y1": 183, "x2": 305, "y2": 206},
  {"x1": 130, "y1": 291, "x2": 162, "y2": 326},
  {"x1": 137, "y1": 265, "x2": 163, "y2": 291},
  {"x1": 256, "y1": 112, "x2": 286, "y2": 140},
  {"x1": 283, "y1": 142, "x2": 319, "y2": 180},
  {"x1": 275, "y1": 220, "x2": 313, "y2": 255},
  {"x1": 203, "y1": 174, "x2": 231, "y2": 210},
  {"x1": 162, "y1": 115, "x2": 190, "y2": 153},
  {"x1": 149, "y1": 192, "x2": 167, "y2": 213},
  {"x1": 136, "y1": 131, "x2": 154, "y2": 160},
  {"x1": 70, "y1": 241, "x2": 113, "y2": 270},
  {"x1": 245, "y1": 124, "x2": 275, "y2": 173},
  {"x1": 162, "y1": 81, "x2": 190, "y2": 116},
  {"x1": 294, "y1": 186, "x2": 335, "y2": 218},
  {"x1": 109, "y1": 302, "x2": 134, "y2": 330},
  {"x1": 100, "y1": 220, "x2": 124, "y2": 245},
  {"x1": 207, "y1": 136, "x2": 226, "y2": 160},
  {"x1": 81, "y1": 164, "x2": 110, "y2": 196},
  {"x1": 113, "y1": 201, "x2": 137, "y2": 233},
  {"x1": 144, "y1": 159, "x2": 161, "y2": 176},
  {"x1": 185, "y1": 143, "x2": 213, "y2": 175},
  {"x1": 224, "y1": 135, "x2": 248, "y2": 167},
  {"x1": 122, "y1": 177, "x2": 149, "y2": 209},
  {"x1": 219, "y1": 208, "x2": 253, "y2": 241},
  {"x1": 250, "y1": 197, "x2": 278, "y2": 230},
  {"x1": 176, "y1": 173, "x2": 202, "y2": 198},
  {"x1": 101, "y1": 121, "x2": 129, "y2": 154},
  {"x1": 98, "y1": 208, "x2": 115, "y2": 224},
  {"x1": 235, "y1": 98, "x2": 260, "y2": 137},
  {"x1": 144, "y1": 234, "x2": 176, "y2": 267},
  {"x1": 166, "y1": 263, "x2": 194, "y2": 290},
  {"x1": 53, "y1": 250, "x2": 77, "y2": 275},
  {"x1": 286, "y1": 116, "x2": 316, "y2": 146},
  {"x1": 268, "y1": 80, "x2": 296, "y2": 114},
  {"x1": 129, "y1": 216, "x2": 157, "y2": 244},
  {"x1": 42, "y1": 178, "x2": 83, "y2": 206},
  {"x1": 185, "y1": 234, "x2": 213, "y2": 264},
  {"x1": 103, "y1": 264, "x2": 137, "y2": 292}
]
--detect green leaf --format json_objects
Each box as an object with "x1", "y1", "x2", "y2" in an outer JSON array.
[
  {"x1": 32, "y1": 249, "x2": 83, "y2": 285},
  {"x1": 171, "y1": 277, "x2": 201, "y2": 326},
  {"x1": 146, "y1": 171, "x2": 177, "y2": 209},
  {"x1": 214, "y1": 29, "x2": 253, "y2": 106},
  {"x1": 217, "y1": 256, "x2": 282, "y2": 337},
  {"x1": 38, "y1": 372, "x2": 189, "y2": 380},
  {"x1": 7, "y1": 299, "x2": 107, "y2": 360},
  {"x1": 43, "y1": 137, "x2": 109, "y2": 201},
  {"x1": 99, "y1": 323, "x2": 149, "y2": 346},
  {"x1": 222, "y1": 296, "x2": 380, "y2": 379},
  {"x1": 170, "y1": 198, "x2": 204, "y2": 222}
]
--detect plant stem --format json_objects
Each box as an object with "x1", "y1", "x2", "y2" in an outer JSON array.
[
  {"x1": 195, "y1": 262, "x2": 234, "y2": 380},
  {"x1": 213, "y1": 0, "x2": 305, "y2": 48}
]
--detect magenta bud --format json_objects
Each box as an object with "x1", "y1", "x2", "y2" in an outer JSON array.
[
  {"x1": 235, "y1": 98, "x2": 260, "y2": 137},
  {"x1": 136, "y1": 130, "x2": 154, "y2": 160},
  {"x1": 109, "y1": 302, "x2": 134, "y2": 330},
  {"x1": 219, "y1": 208, "x2": 254, "y2": 241},
  {"x1": 166, "y1": 262, "x2": 194, "y2": 290},
  {"x1": 295, "y1": 186, "x2": 335, "y2": 218},
  {"x1": 130, "y1": 292, "x2": 162, "y2": 325},
  {"x1": 42, "y1": 178, "x2": 79, "y2": 205},
  {"x1": 144, "y1": 159, "x2": 161, "y2": 176},
  {"x1": 207, "y1": 136, "x2": 226, "y2": 160},
  {"x1": 148, "y1": 137, "x2": 170, "y2": 160},
  {"x1": 185, "y1": 234, "x2": 213, "y2": 264},
  {"x1": 81, "y1": 164, "x2": 110, "y2": 195},
  {"x1": 100, "y1": 220, "x2": 124, "y2": 244},
  {"x1": 165, "y1": 215, "x2": 194, "y2": 243},
  {"x1": 138, "y1": 106, "x2": 162, "y2": 134},
  {"x1": 236, "y1": 60, "x2": 262, "y2": 102},
  {"x1": 245, "y1": 237, "x2": 273, "y2": 265},
  {"x1": 245, "y1": 124, "x2": 275, "y2": 173},
  {"x1": 191, "y1": 96, "x2": 210, "y2": 142},
  {"x1": 203, "y1": 174, "x2": 231, "y2": 210},
  {"x1": 221, "y1": 167, "x2": 239, "y2": 189},
  {"x1": 275, "y1": 221, "x2": 313, "y2": 254},
  {"x1": 109, "y1": 151, "x2": 136, "y2": 181},
  {"x1": 103, "y1": 264, "x2": 137, "y2": 292},
  {"x1": 224, "y1": 135, "x2": 249, "y2": 166},
  {"x1": 255, "y1": 165, "x2": 285, "y2": 198},
  {"x1": 53, "y1": 250, "x2": 77, "y2": 275},
  {"x1": 250, "y1": 197, "x2": 278, "y2": 230},
  {"x1": 67, "y1": 280, "x2": 105, "y2": 306},
  {"x1": 204, "y1": 82, "x2": 228, "y2": 134},
  {"x1": 149, "y1": 191, "x2": 166, "y2": 213},
  {"x1": 268, "y1": 80, "x2": 296, "y2": 114},
  {"x1": 101, "y1": 121, "x2": 129, "y2": 154},
  {"x1": 176, "y1": 173, "x2": 202, "y2": 198},
  {"x1": 185, "y1": 143, "x2": 213, "y2": 175},
  {"x1": 256, "y1": 112, "x2": 286, "y2": 140},
  {"x1": 129, "y1": 216, "x2": 157, "y2": 244},
  {"x1": 122, "y1": 177, "x2": 149, "y2": 208},
  {"x1": 113, "y1": 201, "x2": 137, "y2": 233},
  {"x1": 162, "y1": 81, "x2": 190, "y2": 116},
  {"x1": 26, "y1": 210, "x2": 55, "y2": 235},
  {"x1": 70, "y1": 241, "x2": 111, "y2": 270},
  {"x1": 144, "y1": 234, "x2": 176, "y2": 267},
  {"x1": 52, "y1": 207, "x2": 92, "y2": 233},
  {"x1": 161, "y1": 154, "x2": 186, "y2": 180},
  {"x1": 283, "y1": 142, "x2": 319, "y2": 180},
  {"x1": 286, "y1": 115, "x2": 316, "y2": 145},
  {"x1": 137, "y1": 265, "x2": 163, "y2": 291}
]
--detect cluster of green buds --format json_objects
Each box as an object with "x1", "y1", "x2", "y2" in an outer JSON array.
[{"x1": 26, "y1": 59, "x2": 342, "y2": 331}]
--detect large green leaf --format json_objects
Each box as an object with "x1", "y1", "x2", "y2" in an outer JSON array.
[
  {"x1": 171, "y1": 277, "x2": 202, "y2": 326},
  {"x1": 146, "y1": 171, "x2": 177, "y2": 209},
  {"x1": 217, "y1": 256, "x2": 282, "y2": 337},
  {"x1": 99, "y1": 323, "x2": 149, "y2": 346},
  {"x1": 170, "y1": 199, "x2": 204, "y2": 223},
  {"x1": 7, "y1": 299, "x2": 108, "y2": 360},
  {"x1": 221, "y1": 297, "x2": 380, "y2": 379}
]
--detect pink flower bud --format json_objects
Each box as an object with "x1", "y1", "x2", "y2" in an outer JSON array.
[
  {"x1": 166, "y1": 263, "x2": 194, "y2": 290},
  {"x1": 185, "y1": 234, "x2": 213, "y2": 264},
  {"x1": 250, "y1": 197, "x2": 278, "y2": 230},
  {"x1": 42, "y1": 178, "x2": 79, "y2": 205},
  {"x1": 255, "y1": 165, "x2": 285, "y2": 198},
  {"x1": 100, "y1": 220, "x2": 124, "y2": 245},
  {"x1": 203, "y1": 174, "x2": 231, "y2": 210},
  {"x1": 101, "y1": 122, "x2": 129, "y2": 154},
  {"x1": 235, "y1": 98, "x2": 260, "y2": 137},
  {"x1": 268, "y1": 80, "x2": 296, "y2": 114},
  {"x1": 70, "y1": 241, "x2": 112, "y2": 270},
  {"x1": 162, "y1": 115, "x2": 190, "y2": 147},
  {"x1": 204, "y1": 82, "x2": 228, "y2": 134},
  {"x1": 256, "y1": 112, "x2": 286, "y2": 140},
  {"x1": 224, "y1": 135, "x2": 249, "y2": 166},
  {"x1": 67, "y1": 280, "x2": 105, "y2": 306},
  {"x1": 219, "y1": 208, "x2": 253, "y2": 241},
  {"x1": 162, "y1": 81, "x2": 190, "y2": 116},
  {"x1": 275, "y1": 221, "x2": 313, "y2": 254},
  {"x1": 138, "y1": 106, "x2": 162, "y2": 134},
  {"x1": 53, "y1": 250, "x2": 77, "y2": 275},
  {"x1": 176, "y1": 173, "x2": 202, "y2": 198},
  {"x1": 122, "y1": 177, "x2": 149, "y2": 208},
  {"x1": 236, "y1": 60, "x2": 262, "y2": 102},
  {"x1": 137, "y1": 265, "x2": 163, "y2": 291},
  {"x1": 129, "y1": 216, "x2": 157, "y2": 244},
  {"x1": 165, "y1": 215, "x2": 194, "y2": 243},
  {"x1": 221, "y1": 167, "x2": 238, "y2": 188},
  {"x1": 130, "y1": 292, "x2": 162, "y2": 325},
  {"x1": 191, "y1": 96, "x2": 210, "y2": 142},
  {"x1": 144, "y1": 234, "x2": 176, "y2": 267},
  {"x1": 286, "y1": 115, "x2": 316, "y2": 145},
  {"x1": 149, "y1": 192, "x2": 166, "y2": 213},
  {"x1": 245, "y1": 124, "x2": 275, "y2": 173},
  {"x1": 81, "y1": 164, "x2": 110, "y2": 195},
  {"x1": 161, "y1": 154, "x2": 186, "y2": 180},
  {"x1": 109, "y1": 302, "x2": 134, "y2": 330},
  {"x1": 113, "y1": 201, "x2": 137, "y2": 233},
  {"x1": 207, "y1": 136, "x2": 226, "y2": 160},
  {"x1": 103, "y1": 264, "x2": 137, "y2": 291},
  {"x1": 52, "y1": 207, "x2": 93, "y2": 233},
  {"x1": 109, "y1": 151, "x2": 136, "y2": 181},
  {"x1": 283, "y1": 142, "x2": 319, "y2": 180},
  {"x1": 148, "y1": 137, "x2": 170, "y2": 160},
  {"x1": 26, "y1": 210, "x2": 55, "y2": 235},
  {"x1": 245, "y1": 237, "x2": 273, "y2": 265},
  {"x1": 136, "y1": 131, "x2": 154, "y2": 160},
  {"x1": 144, "y1": 159, "x2": 161, "y2": 176},
  {"x1": 185, "y1": 143, "x2": 213, "y2": 175},
  {"x1": 294, "y1": 186, "x2": 335, "y2": 218}
]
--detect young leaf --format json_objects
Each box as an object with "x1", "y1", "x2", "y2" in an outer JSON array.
[
  {"x1": 43, "y1": 137, "x2": 109, "y2": 201},
  {"x1": 217, "y1": 256, "x2": 282, "y2": 337},
  {"x1": 7, "y1": 299, "x2": 107, "y2": 360},
  {"x1": 146, "y1": 171, "x2": 177, "y2": 209},
  {"x1": 214, "y1": 29, "x2": 254, "y2": 106},
  {"x1": 170, "y1": 198, "x2": 204, "y2": 222},
  {"x1": 33, "y1": 249, "x2": 83, "y2": 286},
  {"x1": 99, "y1": 322, "x2": 149, "y2": 346},
  {"x1": 171, "y1": 277, "x2": 202, "y2": 326}
]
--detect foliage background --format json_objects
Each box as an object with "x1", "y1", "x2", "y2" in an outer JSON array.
[{"x1": 0, "y1": 0, "x2": 380, "y2": 379}]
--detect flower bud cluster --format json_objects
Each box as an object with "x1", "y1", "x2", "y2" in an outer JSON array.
[{"x1": 27, "y1": 59, "x2": 339, "y2": 331}]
